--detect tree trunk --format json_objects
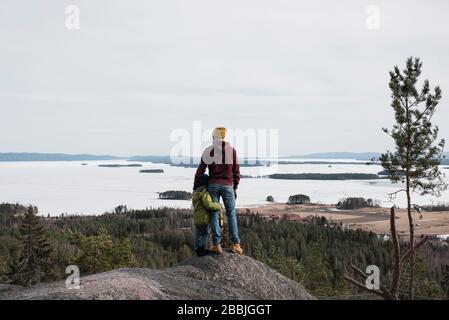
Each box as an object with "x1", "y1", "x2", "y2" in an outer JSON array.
[
  {"x1": 390, "y1": 207, "x2": 400, "y2": 299},
  {"x1": 405, "y1": 98, "x2": 415, "y2": 300},
  {"x1": 28, "y1": 223, "x2": 32, "y2": 287},
  {"x1": 406, "y1": 177, "x2": 415, "y2": 300}
]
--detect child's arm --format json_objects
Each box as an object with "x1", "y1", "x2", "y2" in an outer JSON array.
[{"x1": 201, "y1": 192, "x2": 223, "y2": 211}]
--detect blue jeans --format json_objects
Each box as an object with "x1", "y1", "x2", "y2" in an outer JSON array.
[
  {"x1": 208, "y1": 184, "x2": 240, "y2": 245},
  {"x1": 194, "y1": 225, "x2": 208, "y2": 250}
]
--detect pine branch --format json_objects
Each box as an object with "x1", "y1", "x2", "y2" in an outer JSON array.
[
  {"x1": 387, "y1": 189, "x2": 407, "y2": 201},
  {"x1": 344, "y1": 275, "x2": 394, "y2": 300},
  {"x1": 401, "y1": 236, "x2": 428, "y2": 264}
]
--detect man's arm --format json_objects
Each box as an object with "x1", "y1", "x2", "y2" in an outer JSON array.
[
  {"x1": 232, "y1": 148, "x2": 240, "y2": 190},
  {"x1": 193, "y1": 158, "x2": 207, "y2": 190}
]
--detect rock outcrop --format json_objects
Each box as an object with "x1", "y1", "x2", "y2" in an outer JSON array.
[{"x1": 0, "y1": 252, "x2": 314, "y2": 300}]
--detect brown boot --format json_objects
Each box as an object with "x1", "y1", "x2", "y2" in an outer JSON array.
[
  {"x1": 229, "y1": 243, "x2": 244, "y2": 255},
  {"x1": 210, "y1": 244, "x2": 223, "y2": 254}
]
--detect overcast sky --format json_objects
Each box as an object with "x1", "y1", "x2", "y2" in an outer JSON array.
[{"x1": 1, "y1": 0, "x2": 449, "y2": 157}]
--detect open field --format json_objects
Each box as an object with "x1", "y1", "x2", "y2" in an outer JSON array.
[{"x1": 239, "y1": 203, "x2": 449, "y2": 237}]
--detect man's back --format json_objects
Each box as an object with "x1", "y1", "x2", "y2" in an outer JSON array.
[{"x1": 193, "y1": 140, "x2": 240, "y2": 190}]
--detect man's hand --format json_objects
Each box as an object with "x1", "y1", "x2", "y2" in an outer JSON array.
[{"x1": 234, "y1": 189, "x2": 237, "y2": 200}]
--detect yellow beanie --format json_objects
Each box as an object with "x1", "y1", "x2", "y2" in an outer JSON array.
[{"x1": 212, "y1": 127, "x2": 227, "y2": 140}]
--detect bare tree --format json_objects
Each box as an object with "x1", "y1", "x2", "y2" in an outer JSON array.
[{"x1": 344, "y1": 207, "x2": 428, "y2": 299}]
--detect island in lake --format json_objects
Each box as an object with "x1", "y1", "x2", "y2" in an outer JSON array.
[
  {"x1": 98, "y1": 164, "x2": 143, "y2": 168},
  {"x1": 139, "y1": 169, "x2": 164, "y2": 173},
  {"x1": 268, "y1": 173, "x2": 383, "y2": 180},
  {"x1": 158, "y1": 190, "x2": 192, "y2": 200}
]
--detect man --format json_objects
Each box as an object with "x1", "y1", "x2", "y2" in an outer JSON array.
[{"x1": 193, "y1": 127, "x2": 243, "y2": 255}]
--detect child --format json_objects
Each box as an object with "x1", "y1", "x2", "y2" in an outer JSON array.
[{"x1": 192, "y1": 174, "x2": 223, "y2": 256}]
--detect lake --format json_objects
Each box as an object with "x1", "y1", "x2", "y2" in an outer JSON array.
[{"x1": 0, "y1": 159, "x2": 448, "y2": 216}]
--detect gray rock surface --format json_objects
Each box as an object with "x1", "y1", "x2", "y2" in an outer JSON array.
[{"x1": 0, "y1": 252, "x2": 315, "y2": 300}]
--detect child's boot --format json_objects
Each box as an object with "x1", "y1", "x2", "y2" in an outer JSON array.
[
  {"x1": 196, "y1": 246, "x2": 208, "y2": 257},
  {"x1": 210, "y1": 244, "x2": 223, "y2": 254}
]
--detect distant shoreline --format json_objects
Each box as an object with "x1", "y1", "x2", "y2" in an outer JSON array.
[
  {"x1": 268, "y1": 173, "x2": 384, "y2": 180},
  {"x1": 1, "y1": 152, "x2": 448, "y2": 165},
  {"x1": 0, "y1": 153, "x2": 122, "y2": 162}
]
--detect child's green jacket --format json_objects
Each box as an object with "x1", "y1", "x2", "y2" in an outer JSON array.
[{"x1": 192, "y1": 186, "x2": 222, "y2": 225}]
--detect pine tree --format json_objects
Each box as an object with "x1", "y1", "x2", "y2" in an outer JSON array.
[
  {"x1": 70, "y1": 227, "x2": 114, "y2": 274},
  {"x1": 442, "y1": 265, "x2": 449, "y2": 299},
  {"x1": 16, "y1": 206, "x2": 52, "y2": 286},
  {"x1": 400, "y1": 256, "x2": 445, "y2": 299},
  {"x1": 301, "y1": 242, "x2": 334, "y2": 297},
  {"x1": 68, "y1": 227, "x2": 136, "y2": 274},
  {"x1": 178, "y1": 244, "x2": 192, "y2": 261},
  {"x1": 113, "y1": 238, "x2": 136, "y2": 268},
  {"x1": 0, "y1": 257, "x2": 7, "y2": 283},
  {"x1": 380, "y1": 57, "x2": 447, "y2": 299}
]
